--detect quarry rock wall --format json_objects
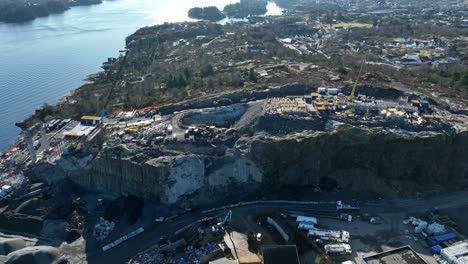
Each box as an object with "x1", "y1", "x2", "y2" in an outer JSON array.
[
  {"x1": 247, "y1": 127, "x2": 468, "y2": 195},
  {"x1": 63, "y1": 152, "x2": 263, "y2": 204},
  {"x1": 38, "y1": 126, "x2": 468, "y2": 204}
]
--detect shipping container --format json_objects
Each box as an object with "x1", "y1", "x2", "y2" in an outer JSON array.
[
  {"x1": 426, "y1": 232, "x2": 457, "y2": 246},
  {"x1": 318, "y1": 88, "x2": 327, "y2": 95},
  {"x1": 430, "y1": 245, "x2": 442, "y2": 254}
]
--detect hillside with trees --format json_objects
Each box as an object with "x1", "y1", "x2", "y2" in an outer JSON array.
[
  {"x1": 224, "y1": 0, "x2": 268, "y2": 18},
  {"x1": 188, "y1": 6, "x2": 225, "y2": 22}
]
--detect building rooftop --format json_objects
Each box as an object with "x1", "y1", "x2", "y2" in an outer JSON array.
[
  {"x1": 262, "y1": 245, "x2": 300, "y2": 264},
  {"x1": 64, "y1": 123, "x2": 96, "y2": 137},
  {"x1": 362, "y1": 246, "x2": 427, "y2": 264}
]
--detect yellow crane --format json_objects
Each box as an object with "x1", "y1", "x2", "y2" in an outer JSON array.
[{"x1": 348, "y1": 50, "x2": 370, "y2": 101}]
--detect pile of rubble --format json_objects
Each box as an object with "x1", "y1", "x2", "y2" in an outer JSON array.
[
  {"x1": 132, "y1": 242, "x2": 218, "y2": 264},
  {"x1": 93, "y1": 217, "x2": 115, "y2": 241},
  {"x1": 183, "y1": 243, "x2": 218, "y2": 263},
  {"x1": 133, "y1": 248, "x2": 167, "y2": 264}
]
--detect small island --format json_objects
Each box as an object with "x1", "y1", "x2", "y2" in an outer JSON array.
[
  {"x1": 188, "y1": 0, "x2": 269, "y2": 22},
  {"x1": 188, "y1": 6, "x2": 225, "y2": 22}
]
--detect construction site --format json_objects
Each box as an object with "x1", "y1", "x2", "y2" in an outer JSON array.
[
  {"x1": 0, "y1": 75, "x2": 467, "y2": 263},
  {"x1": 0, "y1": 13, "x2": 467, "y2": 264}
]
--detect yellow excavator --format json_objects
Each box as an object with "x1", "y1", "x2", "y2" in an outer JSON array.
[{"x1": 348, "y1": 50, "x2": 370, "y2": 102}]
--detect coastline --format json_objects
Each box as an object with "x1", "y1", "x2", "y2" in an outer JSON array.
[{"x1": 1, "y1": 0, "x2": 285, "y2": 152}]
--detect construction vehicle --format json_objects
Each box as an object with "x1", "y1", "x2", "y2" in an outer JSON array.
[
  {"x1": 324, "y1": 243, "x2": 352, "y2": 255},
  {"x1": 340, "y1": 213, "x2": 353, "y2": 222},
  {"x1": 348, "y1": 51, "x2": 370, "y2": 102},
  {"x1": 308, "y1": 228, "x2": 350, "y2": 243},
  {"x1": 211, "y1": 210, "x2": 232, "y2": 235},
  {"x1": 247, "y1": 231, "x2": 262, "y2": 242},
  {"x1": 336, "y1": 201, "x2": 360, "y2": 211}
]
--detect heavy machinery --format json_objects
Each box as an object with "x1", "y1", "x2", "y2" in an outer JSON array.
[
  {"x1": 348, "y1": 50, "x2": 370, "y2": 102},
  {"x1": 308, "y1": 228, "x2": 350, "y2": 243},
  {"x1": 336, "y1": 200, "x2": 360, "y2": 211},
  {"x1": 324, "y1": 243, "x2": 352, "y2": 255},
  {"x1": 211, "y1": 210, "x2": 232, "y2": 235}
]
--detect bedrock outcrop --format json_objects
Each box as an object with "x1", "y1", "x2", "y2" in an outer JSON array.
[{"x1": 28, "y1": 125, "x2": 468, "y2": 204}]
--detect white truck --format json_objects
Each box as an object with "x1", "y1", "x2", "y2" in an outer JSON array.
[
  {"x1": 324, "y1": 243, "x2": 352, "y2": 255},
  {"x1": 308, "y1": 228, "x2": 350, "y2": 243}
]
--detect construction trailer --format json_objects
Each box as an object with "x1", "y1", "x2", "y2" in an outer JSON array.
[{"x1": 307, "y1": 228, "x2": 350, "y2": 243}]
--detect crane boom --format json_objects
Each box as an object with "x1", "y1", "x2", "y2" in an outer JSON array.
[
  {"x1": 348, "y1": 51, "x2": 370, "y2": 101},
  {"x1": 101, "y1": 49, "x2": 130, "y2": 117}
]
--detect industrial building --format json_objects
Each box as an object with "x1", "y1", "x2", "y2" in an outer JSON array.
[{"x1": 361, "y1": 246, "x2": 428, "y2": 264}]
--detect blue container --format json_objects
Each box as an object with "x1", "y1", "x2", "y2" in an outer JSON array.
[
  {"x1": 420, "y1": 100, "x2": 430, "y2": 109},
  {"x1": 426, "y1": 233, "x2": 457, "y2": 246},
  {"x1": 430, "y1": 245, "x2": 442, "y2": 254}
]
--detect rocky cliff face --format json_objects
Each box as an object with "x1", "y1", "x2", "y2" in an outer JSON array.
[
  {"x1": 244, "y1": 126, "x2": 468, "y2": 196},
  {"x1": 57, "y1": 148, "x2": 262, "y2": 204},
  {"x1": 30, "y1": 124, "x2": 468, "y2": 205}
]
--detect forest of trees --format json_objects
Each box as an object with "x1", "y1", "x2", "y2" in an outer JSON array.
[{"x1": 223, "y1": 0, "x2": 268, "y2": 18}]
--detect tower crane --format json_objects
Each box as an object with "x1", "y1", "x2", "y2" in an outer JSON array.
[
  {"x1": 100, "y1": 49, "x2": 130, "y2": 118},
  {"x1": 348, "y1": 50, "x2": 370, "y2": 102}
]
